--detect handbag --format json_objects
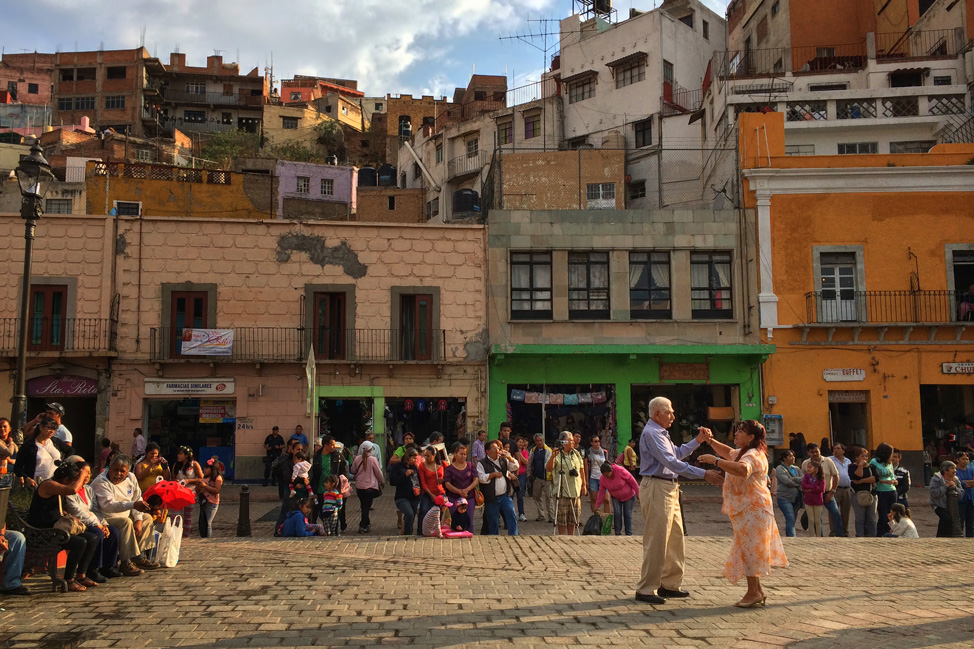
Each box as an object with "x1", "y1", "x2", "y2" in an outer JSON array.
[
  {"x1": 53, "y1": 496, "x2": 87, "y2": 535},
  {"x1": 156, "y1": 515, "x2": 183, "y2": 568},
  {"x1": 474, "y1": 490, "x2": 484, "y2": 506},
  {"x1": 855, "y1": 489, "x2": 874, "y2": 506}
]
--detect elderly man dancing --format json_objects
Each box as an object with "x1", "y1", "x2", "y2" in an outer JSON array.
[{"x1": 635, "y1": 396, "x2": 722, "y2": 604}]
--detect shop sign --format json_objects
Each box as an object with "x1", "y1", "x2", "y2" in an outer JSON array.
[
  {"x1": 236, "y1": 417, "x2": 255, "y2": 432},
  {"x1": 660, "y1": 362, "x2": 709, "y2": 381},
  {"x1": 27, "y1": 375, "x2": 98, "y2": 397},
  {"x1": 144, "y1": 378, "x2": 235, "y2": 395},
  {"x1": 823, "y1": 368, "x2": 866, "y2": 382},
  {"x1": 199, "y1": 399, "x2": 236, "y2": 424},
  {"x1": 942, "y1": 362, "x2": 974, "y2": 375},
  {"x1": 828, "y1": 391, "x2": 868, "y2": 403},
  {"x1": 180, "y1": 329, "x2": 234, "y2": 356}
]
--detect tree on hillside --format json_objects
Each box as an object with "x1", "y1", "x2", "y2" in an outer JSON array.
[
  {"x1": 314, "y1": 119, "x2": 348, "y2": 162},
  {"x1": 200, "y1": 129, "x2": 260, "y2": 168}
]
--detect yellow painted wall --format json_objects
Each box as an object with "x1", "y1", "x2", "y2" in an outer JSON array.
[
  {"x1": 85, "y1": 161, "x2": 272, "y2": 218},
  {"x1": 740, "y1": 113, "x2": 974, "y2": 453}
]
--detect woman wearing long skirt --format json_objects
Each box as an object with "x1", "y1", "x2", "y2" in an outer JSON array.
[{"x1": 698, "y1": 420, "x2": 788, "y2": 608}]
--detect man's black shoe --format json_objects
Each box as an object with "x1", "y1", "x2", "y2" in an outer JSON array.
[
  {"x1": 634, "y1": 592, "x2": 666, "y2": 604},
  {"x1": 657, "y1": 587, "x2": 690, "y2": 598},
  {"x1": 0, "y1": 585, "x2": 30, "y2": 596}
]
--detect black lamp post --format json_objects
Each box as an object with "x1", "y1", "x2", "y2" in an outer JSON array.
[{"x1": 10, "y1": 140, "x2": 54, "y2": 443}]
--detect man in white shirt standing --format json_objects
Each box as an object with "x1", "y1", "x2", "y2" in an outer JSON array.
[
  {"x1": 830, "y1": 443, "x2": 853, "y2": 537},
  {"x1": 477, "y1": 439, "x2": 519, "y2": 535},
  {"x1": 802, "y1": 443, "x2": 843, "y2": 537},
  {"x1": 131, "y1": 427, "x2": 147, "y2": 458},
  {"x1": 45, "y1": 403, "x2": 72, "y2": 447}
]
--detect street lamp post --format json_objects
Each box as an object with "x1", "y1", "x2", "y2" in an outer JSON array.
[{"x1": 10, "y1": 141, "x2": 54, "y2": 443}]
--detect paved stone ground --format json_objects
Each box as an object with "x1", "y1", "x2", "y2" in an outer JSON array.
[{"x1": 3, "y1": 487, "x2": 969, "y2": 649}]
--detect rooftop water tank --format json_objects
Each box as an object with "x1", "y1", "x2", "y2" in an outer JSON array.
[
  {"x1": 377, "y1": 164, "x2": 397, "y2": 187},
  {"x1": 357, "y1": 166, "x2": 377, "y2": 187}
]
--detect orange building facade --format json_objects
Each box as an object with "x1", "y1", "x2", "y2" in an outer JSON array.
[{"x1": 739, "y1": 113, "x2": 974, "y2": 480}]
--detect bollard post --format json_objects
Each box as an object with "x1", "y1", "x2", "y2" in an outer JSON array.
[{"x1": 236, "y1": 484, "x2": 252, "y2": 537}]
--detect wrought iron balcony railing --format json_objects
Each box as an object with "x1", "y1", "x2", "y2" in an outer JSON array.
[
  {"x1": 804, "y1": 290, "x2": 973, "y2": 325},
  {"x1": 149, "y1": 327, "x2": 447, "y2": 362},
  {"x1": 0, "y1": 318, "x2": 118, "y2": 354}
]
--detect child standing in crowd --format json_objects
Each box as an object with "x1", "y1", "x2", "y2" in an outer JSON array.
[
  {"x1": 289, "y1": 451, "x2": 314, "y2": 500},
  {"x1": 422, "y1": 495, "x2": 453, "y2": 538},
  {"x1": 891, "y1": 448, "x2": 911, "y2": 508},
  {"x1": 802, "y1": 460, "x2": 826, "y2": 537},
  {"x1": 319, "y1": 474, "x2": 343, "y2": 536},
  {"x1": 885, "y1": 503, "x2": 919, "y2": 538},
  {"x1": 280, "y1": 498, "x2": 326, "y2": 537}
]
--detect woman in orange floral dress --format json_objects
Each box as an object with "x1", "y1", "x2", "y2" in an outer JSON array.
[{"x1": 698, "y1": 420, "x2": 788, "y2": 608}]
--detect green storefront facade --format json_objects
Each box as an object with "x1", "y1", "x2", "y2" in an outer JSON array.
[{"x1": 488, "y1": 344, "x2": 774, "y2": 450}]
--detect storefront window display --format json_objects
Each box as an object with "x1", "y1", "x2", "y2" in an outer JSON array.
[{"x1": 507, "y1": 384, "x2": 616, "y2": 455}]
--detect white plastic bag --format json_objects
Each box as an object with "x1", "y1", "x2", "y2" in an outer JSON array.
[{"x1": 157, "y1": 515, "x2": 183, "y2": 568}]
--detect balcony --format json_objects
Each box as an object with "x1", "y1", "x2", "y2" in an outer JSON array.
[
  {"x1": 801, "y1": 291, "x2": 974, "y2": 344},
  {"x1": 0, "y1": 318, "x2": 118, "y2": 356},
  {"x1": 875, "y1": 29, "x2": 960, "y2": 61},
  {"x1": 160, "y1": 89, "x2": 266, "y2": 108},
  {"x1": 661, "y1": 82, "x2": 703, "y2": 117},
  {"x1": 447, "y1": 150, "x2": 491, "y2": 182},
  {"x1": 149, "y1": 328, "x2": 447, "y2": 363},
  {"x1": 92, "y1": 162, "x2": 232, "y2": 185}
]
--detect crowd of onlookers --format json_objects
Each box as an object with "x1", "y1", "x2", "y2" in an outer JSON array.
[
  {"x1": 266, "y1": 421, "x2": 643, "y2": 540},
  {"x1": 0, "y1": 403, "x2": 224, "y2": 597}
]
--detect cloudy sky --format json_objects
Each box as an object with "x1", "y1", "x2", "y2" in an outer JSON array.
[{"x1": 3, "y1": 0, "x2": 730, "y2": 97}]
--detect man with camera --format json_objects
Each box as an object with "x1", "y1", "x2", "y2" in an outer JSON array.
[
  {"x1": 545, "y1": 430, "x2": 587, "y2": 535},
  {"x1": 476, "y1": 439, "x2": 519, "y2": 535},
  {"x1": 636, "y1": 397, "x2": 722, "y2": 605}
]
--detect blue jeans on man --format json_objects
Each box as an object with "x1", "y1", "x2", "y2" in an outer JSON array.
[
  {"x1": 824, "y1": 497, "x2": 844, "y2": 537},
  {"x1": 612, "y1": 496, "x2": 635, "y2": 536},
  {"x1": 1, "y1": 530, "x2": 27, "y2": 592},
  {"x1": 484, "y1": 494, "x2": 518, "y2": 535},
  {"x1": 777, "y1": 497, "x2": 797, "y2": 537}
]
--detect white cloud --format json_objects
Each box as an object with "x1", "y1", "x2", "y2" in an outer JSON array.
[{"x1": 7, "y1": 0, "x2": 731, "y2": 96}]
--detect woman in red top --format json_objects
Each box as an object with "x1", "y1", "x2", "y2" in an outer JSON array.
[{"x1": 417, "y1": 446, "x2": 445, "y2": 529}]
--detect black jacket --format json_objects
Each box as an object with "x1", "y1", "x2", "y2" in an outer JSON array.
[
  {"x1": 310, "y1": 449, "x2": 349, "y2": 494},
  {"x1": 389, "y1": 461, "x2": 421, "y2": 501},
  {"x1": 14, "y1": 433, "x2": 69, "y2": 482}
]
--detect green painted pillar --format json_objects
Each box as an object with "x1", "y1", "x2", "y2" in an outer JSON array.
[
  {"x1": 614, "y1": 380, "x2": 632, "y2": 451},
  {"x1": 488, "y1": 359, "x2": 508, "y2": 439}
]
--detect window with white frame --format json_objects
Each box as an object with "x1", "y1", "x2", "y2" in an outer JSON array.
[
  {"x1": 185, "y1": 82, "x2": 206, "y2": 95},
  {"x1": 890, "y1": 141, "x2": 936, "y2": 154},
  {"x1": 586, "y1": 183, "x2": 615, "y2": 209},
  {"x1": 837, "y1": 142, "x2": 878, "y2": 154},
  {"x1": 296, "y1": 176, "x2": 310, "y2": 193},
  {"x1": 320, "y1": 178, "x2": 334, "y2": 195},
  {"x1": 466, "y1": 138, "x2": 479, "y2": 158},
  {"x1": 785, "y1": 144, "x2": 815, "y2": 156}
]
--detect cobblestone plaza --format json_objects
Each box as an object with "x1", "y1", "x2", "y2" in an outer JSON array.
[{"x1": 3, "y1": 487, "x2": 973, "y2": 649}]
